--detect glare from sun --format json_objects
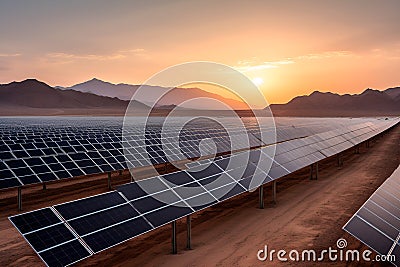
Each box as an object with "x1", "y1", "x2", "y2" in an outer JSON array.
[{"x1": 252, "y1": 77, "x2": 264, "y2": 87}]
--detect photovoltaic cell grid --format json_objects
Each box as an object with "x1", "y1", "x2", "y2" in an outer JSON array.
[
  {"x1": 188, "y1": 120, "x2": 398, "y2": 171},
  {"x1": 9, "y1": 207, "x2": 92, "y2": 266},
  {"x1": 9, "y1": 118, "x2": 400, "y2": 267},
  {"x1": 1, "y1": 117, "x2": 382, "y2": 190},
  {"x1": 343, "y1": 165, "x2": 400, "y2": 266},
  {"x1": 9, "y1": 149, "x2": 276, "y2": 266},
  {"x1": 0, "y1": 123, "x2": 269, "y2": 190}
]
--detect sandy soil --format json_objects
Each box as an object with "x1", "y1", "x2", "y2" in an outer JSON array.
[{"x1": 0, "y1": 125, "x2": 399, "y2": 267}]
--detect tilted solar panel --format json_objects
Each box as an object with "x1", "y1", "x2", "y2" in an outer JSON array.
[
  {"x1": 0, "y1": 121, "x2": 273, "y2": 190},
  {"x1": 9, "y1": 208, "x2": 93, "y2": 267},
  {"x1": 6, "y1": 117, "x2": 400, "y2": 266},
  {"x1": 343, "y1": 165, "x2": 400, "y2": 266}
]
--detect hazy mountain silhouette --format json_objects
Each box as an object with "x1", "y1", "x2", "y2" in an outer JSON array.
[
  {"x1": 269, "y1": 87, "x2": 400, "y2": 116},
  {"x1": 1, "y1": 79, "x2": 398, "y2": 116},
  {"x1": 0, "y1": 79, "x2": 147, "y2": 115},
  {"x1": 61, "y1": 78, "x2": 249, "y2": 110},
  {"x1": 385, "y1": 86, "x2": 400, "y2": 99}
]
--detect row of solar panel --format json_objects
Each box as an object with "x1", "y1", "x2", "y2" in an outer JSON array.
[
  {"x1": 193, "y1": 121, "x2": 395, "y2": 172},
  {"x1": 343, "y1": 165, "x2": 400, "y2": 266},
  {"x1": 9, "y1": 119, "x2": 400, "y2": 267},
  {"x1": 1, "y1": 120, "x2": 397, "y2": 191},
  {"x1": 0, "y1": 130, "x2": 266, "y2": 189},
  {"x1": 0, "y1": 120, "x2": 356, "y2": 151},
  {"x1": 0, "y1": 125, "x2": 321, "y2": 146},
  {"x1": 0, "y1": 118, "x2": 390, "y2": 187},
  {"x1": 0, "y1": 124, "x2": 264, "y2": 157},
  {"x1": 9, "y1": 148, "x2": 282, "y2": 266}
]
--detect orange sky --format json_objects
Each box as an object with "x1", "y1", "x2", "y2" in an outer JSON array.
[{"x1": 0, "y1": 0, "x2": 399, "y2": 104}]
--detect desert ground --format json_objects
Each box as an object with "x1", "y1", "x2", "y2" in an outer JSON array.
[{"x1": 0, "y1": 124, "x2": 399, "y2": 267}]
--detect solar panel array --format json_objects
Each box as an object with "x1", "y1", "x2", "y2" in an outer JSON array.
[
  {"x1": 1, "y1": 117, "x2": 376, "y2": 191},
  {"x1": 9, "y1": 118, "x2": 400, "y2": 267},
  {"x1": 0, "y1": 124, "x2": 266, "y2": 190},
  {"x1": 343, "y1": 165, "x2": 400, "y2": 266}
]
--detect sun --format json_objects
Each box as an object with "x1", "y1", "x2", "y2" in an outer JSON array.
[{"x1": 252, "y1": 77, "x2": 264, "y2": 87}]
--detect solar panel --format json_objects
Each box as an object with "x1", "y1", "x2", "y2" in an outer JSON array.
[
  {"x1": 6, "y1": 117, "x2": 400, "y2": 266},
  {"x1": 9, "y1": 207, "x2": 93, "y2": 267},
  {"x1": 53, "y1": 192, "x2": 127, "y2": 220},
  {"x1": 82, "y1": 216, "x2": 152, "y2": 253},
  {"x1": 0, "y1": 117, "x2": 280, "y2": 190},
  {"x1": 343, "y1": 165, "x2": 400, "y2": 266},
  {"x1": 39, "y1": 239, "x2": 91, "y2": 267}
]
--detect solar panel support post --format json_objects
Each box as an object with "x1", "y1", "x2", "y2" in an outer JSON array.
[
  {"x1": 186, "y1": 215, "x2": 192, "y2": 250},
  {"x1": 172, "y1": 221, "x2": 177, "y2": 254},
  {"x1": 42, "y1": 183, "x2": 46, "y2": 190},
  {"x1": 315, "y1": 162, "x2": 319, "y2": 180},
  {"x1": 272, "y1": 181, "x2": 277, "y2": 205},
  {"x1": 17, "y1": 186, "x2": 22, "y2": 211},
  {"x1": 309, "y1": 164, "x2": 314, "y2": 180},
  {"x1": 259, "y1": 185, "x2": 264, "y2": 209},
  {"x1": 130, "y1": 169, "x2": 134, "y2": 182},
  {"x1": 119, "y1": 170, "x2": 123, "y2": 176},
  {"x1": 164, "y1": 163, "x2": 168, "y2": 173},
  {"x1": 107, "y1": 172, "x2": 112, "y2": 190}
]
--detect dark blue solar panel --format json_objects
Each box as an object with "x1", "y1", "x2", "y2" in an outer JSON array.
[
  {"x1": 82, "y1": 216, "x2": 152, "y2": 253},
  {"x1": 344, "y1": 215, "x2": 393, "y2": 255},
  {"x1": 39, "y1": 239, "x2": 91, "y2": 267},
  {"x1": 54, "y1": 192, "x2": 126, "y2": 220},
  {"x1": 68, "y1": 204, "x2": 139, "y2": 236},
  {"x1": 210, "y1": 183, "x2": 246, "y2": 201},
  {"x1": 131, "y1": 190, "x2": 180, "y2": 214},
  {"x1": 162, "y1": 171, "x2": 195, "y2": 186},
  {"x1": 5, "y1": 117, "x2": 400, "y2": 267},
  {"x1": 10, "y1": 208, "x2": 61, "y2": 234},
  {"x1": 0, "y1": 178, "x2": 21, "y2": 188},
  {"x1": 24, "y1": 224, "x2": 76, "y2": 252},
  {"x1": 344, "y1": 165, "x2": 400, "y2": 260},
  {"x1": 19, "y1": 175, "x2": 41, "y2": 184},
  {"x1": 145, "y1": 202, "x2": 193, "y2": 227},
  {"x1": 188, "y1": 163, "x2": 222, "y2": 180},
  {"x1": 5, "y1": 159, "x2": 27, "y2": 168}
]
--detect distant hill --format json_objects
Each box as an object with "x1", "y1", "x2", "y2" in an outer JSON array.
[
  {"x1": 60, "y1": 78, "x2": 249, "y2": 110},
  {"x1": 1, "y1": 79, "x2": 399, "y2": 117},
  {"x1": 269, "y1": 87, "x2": 400, "y2": 117},
  {"x1": 0, "y1": 79, "x2": 147, "y2": 116},
  {"x1": 385, "y1": 87, "x2": 400, "y2": 99}
]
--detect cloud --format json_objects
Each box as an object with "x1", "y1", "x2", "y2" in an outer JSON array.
[
  {"x1": 0, "y1": 53, "x2": 21, "y2": 57},
  {"x1": 46, "y1": 48, "x2": 148, "y2": 62},
  {"x1": 297, "y1": 51, "x2": 352, "y2": 60},
  {"x1": 235, "y1": 51, "x2": 352, "y2": 73},
  {"x1": 121, "y1": 48, "x2": 146, "y2": 54},
  {"x1": 234, "y1": 59, "x2": 295, "y2": 72},
  {"x1": 47, "y1": 52, "x2": 125, "y2": 61}
]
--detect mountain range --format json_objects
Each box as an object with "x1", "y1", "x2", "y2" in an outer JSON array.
[
  {"x1": 0, "y1": 79, "x2": 130, "y2": 116},
  {"x1": 0, "y1": 78, "x2": 399, "y2": 116},
  {"x1": 58, "y1": 78, "x2": 249, "y2": 110},
  {"x1": 269, "y1": 87, "x2": 400, "y2": 116}
]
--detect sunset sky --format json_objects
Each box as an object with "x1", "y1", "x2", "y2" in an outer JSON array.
[{"x1": 0, "y1": 0, "x2": 399, "y2": 104}]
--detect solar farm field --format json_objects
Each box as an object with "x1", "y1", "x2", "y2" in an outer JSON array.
[{"x1": 1, "y1": 116, "x2": 399, "y2": 266}]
